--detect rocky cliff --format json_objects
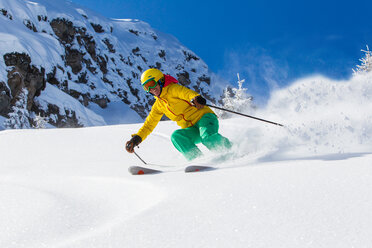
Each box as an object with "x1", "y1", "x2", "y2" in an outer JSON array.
[{"x1": 0, "y1": 0, "x2": 218, "y2": 128}]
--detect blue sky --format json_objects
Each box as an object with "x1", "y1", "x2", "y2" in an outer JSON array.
[{"x1": 69, "y1": 0, "x2": 372, "y2": 103}]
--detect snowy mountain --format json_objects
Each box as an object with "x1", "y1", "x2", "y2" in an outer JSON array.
[
  {"x1": 0, "y1": 0, "x2": 218, "y2": 129},
  {"x1": 1, "y1": 70, "x2": 372, "y2": 247}
]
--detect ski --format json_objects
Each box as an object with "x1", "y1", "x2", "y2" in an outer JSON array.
[
  {"x1": 184, "y1": 165, "x2": 216, "y2": 173},
  {"x1": 129, "y1": 165, "x2": 216, "y2": 175},
  {"x1": 128, "y1": 166, "x2": 163, "y2": 175}
]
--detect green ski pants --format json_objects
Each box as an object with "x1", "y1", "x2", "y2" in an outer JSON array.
[{"x1": 171, "y1": 113, "x2": 232, "y2": 161}]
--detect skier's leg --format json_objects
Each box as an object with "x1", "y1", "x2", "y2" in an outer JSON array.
[
  {"x1": 197, "y1": 113, "x2": 232, "y2": 151},
  {"x1": 171, "y1": 126, "x2": 203, "y2": 161}
]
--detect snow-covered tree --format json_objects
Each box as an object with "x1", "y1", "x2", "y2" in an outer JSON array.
[
  {"x1": 353, "y1": 45, "x2": 372, "y2": 75},
  {"x1": 33, "y1": 113, "x2": 47, "y2": 129},
  {"x1": 219, "y1": 73, "x2": 254, "y2": 118},
  {"x1": 3, "y1": 89, "x2": 31, "y2": 129}
]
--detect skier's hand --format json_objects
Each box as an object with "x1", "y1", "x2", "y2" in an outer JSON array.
[
  {"x1": 191, "y1": 95, "x2": 206, "y2": 109},
  {"x1": 125, "y1": 135, "x2": 142, "y2": 153}
]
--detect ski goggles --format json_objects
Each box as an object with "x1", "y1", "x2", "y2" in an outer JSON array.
[{"x1": 142, "y1": 77, "x2": 160, "y2": 92}]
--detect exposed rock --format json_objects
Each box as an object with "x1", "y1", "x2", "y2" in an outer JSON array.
[
  {"x1": 151, "y1": 34, "x2": 158, "y2": 40},
  {"x1": 4, "y1": 52, "x2": 31, "y2": 71},
  {"x1": 46, "y1": 67, "x2": 60, "y2": 85},
  {"x1": 23, "y1": 19, "x2": 37, "y2": 32},
  {"x1": 92, "y1": 95, "x2": 109, "y2": 108},
  {"x1": 3, "y1": 52, "x2": 46, "y2": 111},
  {"x1": 1, "y1": 8, "x2": 13, "y2": 20},
  {"x1": 158, "y1": 50, "x2": 166, "y2": 60},
  {"x1": 50, "y1": 18, "x2": 76, "y2": 44},
  {"x1": 68, "y1": 89, "x2": 90, "y2": 106},
  {"x1": 51, "y1": 18, "x2": 98, "y2": 75},
  {"x1": 129, "y1": 29, "x2": 139, "y2": 36},
  {"x1": 37, "y1": 15, "x2": 48, "y2": 22},
  {"x1": 64, "y1": 47, "x2": 83, "y2": 74},
  {"x1": 132, "y1": 47, "x2": 140, "y2": 56},
  {"x1": 97, "y1": 55, "x2": 108, "y2": 74},
  {"x1": 183, "y1": 50, "x2": 200, "y2": 61},
  {"x1": 7, "y1": 68, "x2": 24, "y2": 99},
  {"x1": 76, "y1": 30, "x2": 96, "y2": 60},
  {"x1": 131, "y1": 103, "x2": 148, "y2": 119},
  {"x1": 103, "y1": 38, "x2": 115, "y2": 53},
  {"x1": 90, "y1": 23, "x2": 104, "y2": 33},
  {"x1": 1, "y1": 52, "x2": 88, "y2": 128},
  {"x1": 177, "y1": 71, "x2": 191, "y2": 86},
  {"x1": 77, "y1": 71, "x2": 88, "y2": 84},
  {"x1": 198, "y1": 75, "x2": 211, "y2": 85}
]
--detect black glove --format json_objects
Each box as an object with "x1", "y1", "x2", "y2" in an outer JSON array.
[
  {"x1": 191, "y1": 95, "x2": 206, "y2": 109},
  {"x1": 125, "y1": 135, "x2": 142, "y2": 153}
]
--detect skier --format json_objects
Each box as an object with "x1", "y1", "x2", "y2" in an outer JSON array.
[{"x1": 125, "y1": 68, "x2": 232, "y2": 161}]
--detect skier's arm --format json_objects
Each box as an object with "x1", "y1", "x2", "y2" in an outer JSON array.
[
  {"x1": 135, "y1": 101, "x2": 164, "y2": 141},
  {"x1": 125, "y1": 104, "x2": 163, "y2": 153}
]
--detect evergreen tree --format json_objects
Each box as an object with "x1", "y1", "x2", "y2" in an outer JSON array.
[
  {"x1": 33, "y1": 113, "x2": 47, "y2": 129},
  {"x1": 353, "y1": 45, "x2": 372, "y2": 75},
  {"x1": 219, "y1": 73, "x2": 254, "y2": 118},
  {"x1": 3, "y1": 89, "x2": 31, "y2": 129}
]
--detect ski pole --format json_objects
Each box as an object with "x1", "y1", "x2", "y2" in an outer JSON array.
[
  {"x1": 126, "y1": 140, "x2": 148, "y2": 164},
  {"x1": 206, "y1": 104, "x2": 284, "y2": 127},
  {"x1": 134, "y1": 150, "x2": 148, "y2": 165}
]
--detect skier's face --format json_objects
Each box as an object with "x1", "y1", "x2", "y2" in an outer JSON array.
[{"x1": 149, "y1": 84, "x2": 161, "y2": 97}]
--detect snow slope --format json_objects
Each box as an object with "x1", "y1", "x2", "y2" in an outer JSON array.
[{"x1": 1, "y1": 72, "x2": 372, "y2": 247}]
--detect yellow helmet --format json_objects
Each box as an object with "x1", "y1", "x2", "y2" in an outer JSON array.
[{"x1": 141, "y1": 68, "x2": 164, "y2": 86}]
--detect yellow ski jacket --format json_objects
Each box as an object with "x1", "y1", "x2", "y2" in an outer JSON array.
[{"x1": 135, "y1": 83, "x2": 215, "y2": 141}]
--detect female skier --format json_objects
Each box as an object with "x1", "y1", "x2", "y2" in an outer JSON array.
[{"x1": 125, "y1": 68, "x2": 231, "y2": 161}]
